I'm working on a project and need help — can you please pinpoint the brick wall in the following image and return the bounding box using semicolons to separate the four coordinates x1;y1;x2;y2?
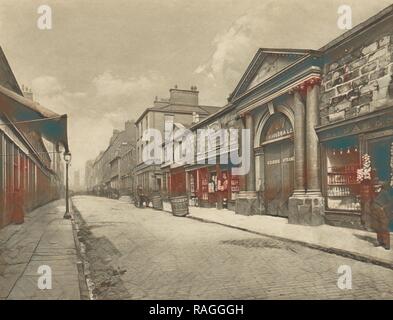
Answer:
320;34;393;125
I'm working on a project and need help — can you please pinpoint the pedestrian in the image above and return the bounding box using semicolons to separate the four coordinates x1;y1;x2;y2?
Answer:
371;180;393;250
137;185;145;208
13;188;25;224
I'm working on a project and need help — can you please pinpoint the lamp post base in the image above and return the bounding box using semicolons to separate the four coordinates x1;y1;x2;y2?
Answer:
63;211;72;219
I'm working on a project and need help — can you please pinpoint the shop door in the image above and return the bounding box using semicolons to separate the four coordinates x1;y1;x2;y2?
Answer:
368;136;393;231
369;136;393;184
264;140;294;217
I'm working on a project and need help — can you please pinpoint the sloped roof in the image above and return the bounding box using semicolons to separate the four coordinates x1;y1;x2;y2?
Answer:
228;48;320;102
154;103;220;114
320;4;393;52
136;102;221;123
0;47;22;95
0;46;69;153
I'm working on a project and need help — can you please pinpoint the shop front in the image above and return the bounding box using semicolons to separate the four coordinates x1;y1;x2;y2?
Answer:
322;136;361;214
186;164;244;210
168;166;187;197
317;108;393;229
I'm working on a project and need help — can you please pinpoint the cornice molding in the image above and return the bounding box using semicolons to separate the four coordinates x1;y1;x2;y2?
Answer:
238;68;322;115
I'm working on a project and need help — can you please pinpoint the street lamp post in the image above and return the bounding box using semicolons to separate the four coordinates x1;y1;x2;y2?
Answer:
63;152;72;219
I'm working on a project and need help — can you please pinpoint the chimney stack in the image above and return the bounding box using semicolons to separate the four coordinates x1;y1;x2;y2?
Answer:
169;85;199;105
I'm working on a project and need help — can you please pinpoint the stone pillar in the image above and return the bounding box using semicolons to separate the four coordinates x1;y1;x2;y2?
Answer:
288;78;325;226
293;91;306;194
255;151;266;215
245;114;256;191
235;113;258;215
306;84;322;195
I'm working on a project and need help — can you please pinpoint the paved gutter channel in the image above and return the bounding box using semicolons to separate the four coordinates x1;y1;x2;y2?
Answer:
70;200;94;300
70;200;129;300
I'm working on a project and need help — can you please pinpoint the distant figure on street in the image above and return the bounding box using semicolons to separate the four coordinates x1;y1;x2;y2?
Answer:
13;188;24;224
371;181;393;250
136;185;148;208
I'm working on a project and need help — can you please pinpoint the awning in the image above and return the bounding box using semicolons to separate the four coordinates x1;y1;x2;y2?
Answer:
0;84;69;153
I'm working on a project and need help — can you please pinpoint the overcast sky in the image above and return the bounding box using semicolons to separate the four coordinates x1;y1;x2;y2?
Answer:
0;0;392;180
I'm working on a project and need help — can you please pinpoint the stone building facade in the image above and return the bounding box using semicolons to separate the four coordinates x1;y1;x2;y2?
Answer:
316;5;393;228
87;120;136;196
173;5;393;230
134;86;220;197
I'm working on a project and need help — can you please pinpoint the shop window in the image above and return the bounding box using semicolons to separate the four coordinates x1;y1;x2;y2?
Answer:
230;176;240;200
208;173;217;193
325;136;361;211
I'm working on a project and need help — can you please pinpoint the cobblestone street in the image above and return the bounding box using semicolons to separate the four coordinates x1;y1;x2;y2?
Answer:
72;196;393;300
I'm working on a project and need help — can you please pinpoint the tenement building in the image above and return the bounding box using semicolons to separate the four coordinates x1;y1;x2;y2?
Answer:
135;86;220;197
87;120;136;196
174;5;393;229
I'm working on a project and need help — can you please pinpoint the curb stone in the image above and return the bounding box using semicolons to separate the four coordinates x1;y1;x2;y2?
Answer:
69;199;92;300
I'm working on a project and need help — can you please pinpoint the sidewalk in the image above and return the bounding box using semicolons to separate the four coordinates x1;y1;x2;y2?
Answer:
0;200;82;300
163;202;393;268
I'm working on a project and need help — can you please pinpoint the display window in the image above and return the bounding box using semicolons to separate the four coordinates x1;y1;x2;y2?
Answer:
325;136;361;211
230;176;240;200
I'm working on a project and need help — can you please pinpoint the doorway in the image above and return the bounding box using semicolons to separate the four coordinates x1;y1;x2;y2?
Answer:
368;136;393;185
261;113;294;217
368;135;393;231
264;139;294;217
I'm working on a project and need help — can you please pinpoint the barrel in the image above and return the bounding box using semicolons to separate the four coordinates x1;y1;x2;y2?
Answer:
170;195;189;217
151;195;163;210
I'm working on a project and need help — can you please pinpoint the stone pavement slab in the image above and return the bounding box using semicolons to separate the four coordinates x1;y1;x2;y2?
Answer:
162;202;393;268
0;200;81;300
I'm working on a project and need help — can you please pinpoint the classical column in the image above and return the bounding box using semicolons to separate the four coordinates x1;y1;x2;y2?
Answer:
305;79;322;194
289;77;324;226
245;113;256;191
235;112;258;216
293;91;306;194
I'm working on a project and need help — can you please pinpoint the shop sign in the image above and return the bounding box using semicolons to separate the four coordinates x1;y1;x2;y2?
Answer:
318;112;393;141
267;159;280;165
265;115;293;141
231;179;240;192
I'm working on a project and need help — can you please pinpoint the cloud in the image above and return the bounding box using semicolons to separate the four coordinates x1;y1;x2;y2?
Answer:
32;76;63;97
30;72;167;176
93;72;159;97
194;1;282;104
194;0;369;102
90;70;168;126
31;75;112;174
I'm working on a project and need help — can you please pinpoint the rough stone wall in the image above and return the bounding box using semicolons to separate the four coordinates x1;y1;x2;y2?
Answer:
320;34;393;125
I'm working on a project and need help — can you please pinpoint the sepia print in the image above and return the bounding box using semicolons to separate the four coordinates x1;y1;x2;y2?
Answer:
0;0;393;304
